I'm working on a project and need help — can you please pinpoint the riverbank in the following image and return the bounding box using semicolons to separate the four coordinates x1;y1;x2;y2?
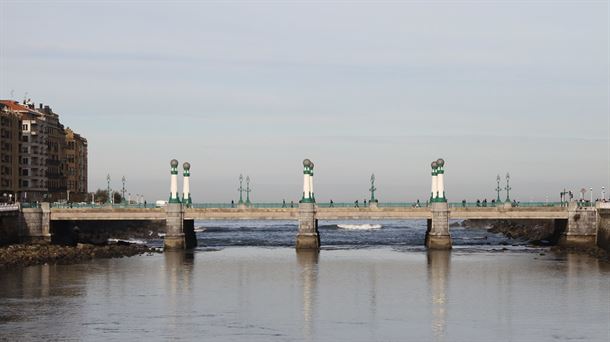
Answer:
461;219;609;261
0;243;159;268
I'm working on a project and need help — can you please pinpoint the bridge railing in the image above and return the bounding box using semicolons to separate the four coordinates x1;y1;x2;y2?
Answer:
448;201;563;208
50;203;156;209
41;201;566;210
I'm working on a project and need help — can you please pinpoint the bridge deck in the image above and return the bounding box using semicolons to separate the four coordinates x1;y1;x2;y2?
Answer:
48;207;569;221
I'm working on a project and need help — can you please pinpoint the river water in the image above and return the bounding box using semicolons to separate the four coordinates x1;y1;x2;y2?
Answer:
1;220;609;341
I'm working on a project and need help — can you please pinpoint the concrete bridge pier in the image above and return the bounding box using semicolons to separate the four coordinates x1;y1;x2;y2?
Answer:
558;202;597;247
19;202;51;244
596;204;610;252
296;202;320;249
426;202;452;249
164;203;197;250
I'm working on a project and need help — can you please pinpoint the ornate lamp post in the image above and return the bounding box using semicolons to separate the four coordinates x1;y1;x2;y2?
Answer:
369;173;377;204
245;176;252;206
590;187;593;206
106;174;112;204
238;174;244;205
121;176;126;204
504;173;511;203
602;187;606;201
495;174;502;203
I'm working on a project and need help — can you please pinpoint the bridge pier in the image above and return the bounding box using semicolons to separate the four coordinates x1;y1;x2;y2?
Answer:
596;203;610;252
425;202;452;249
558;202;597;248
19;202;51;244
296;202;320;249
164;203;197;250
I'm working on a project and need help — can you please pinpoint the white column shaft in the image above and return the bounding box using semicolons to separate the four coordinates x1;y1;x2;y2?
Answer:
431;175;438;198
183;176;190;198
437;173;444;198
170;174;178;199
309;173;314;196
303;174;310;198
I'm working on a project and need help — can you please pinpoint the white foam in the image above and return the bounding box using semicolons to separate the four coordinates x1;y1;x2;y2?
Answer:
337;224;382;230
107;238;147;245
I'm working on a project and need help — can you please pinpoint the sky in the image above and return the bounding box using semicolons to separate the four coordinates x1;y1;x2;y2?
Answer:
0;0;608;203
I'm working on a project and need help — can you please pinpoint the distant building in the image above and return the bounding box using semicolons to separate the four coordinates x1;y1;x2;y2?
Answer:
0;103;21;202
0;99;87;203
37;104;67;201
65;127;88;201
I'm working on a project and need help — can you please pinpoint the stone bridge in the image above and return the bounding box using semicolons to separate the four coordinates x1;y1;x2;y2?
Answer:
10;158;610;252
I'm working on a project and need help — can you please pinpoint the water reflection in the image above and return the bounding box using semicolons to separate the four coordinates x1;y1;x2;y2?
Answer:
296;250;319;342
427;250;451;342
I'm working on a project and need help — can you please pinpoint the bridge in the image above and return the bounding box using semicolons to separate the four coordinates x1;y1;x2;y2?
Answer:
7;158;610;252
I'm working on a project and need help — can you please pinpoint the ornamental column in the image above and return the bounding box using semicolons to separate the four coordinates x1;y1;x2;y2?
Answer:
426;158;451;249
169;159;181;203
430;161;438;202
182;162;192;207
297;159;320;249
435;158;446;202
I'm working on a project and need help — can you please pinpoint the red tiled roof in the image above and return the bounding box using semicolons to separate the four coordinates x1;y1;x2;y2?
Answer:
0;100;33;112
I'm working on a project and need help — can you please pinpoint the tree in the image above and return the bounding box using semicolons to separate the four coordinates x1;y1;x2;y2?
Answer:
93;189;123;204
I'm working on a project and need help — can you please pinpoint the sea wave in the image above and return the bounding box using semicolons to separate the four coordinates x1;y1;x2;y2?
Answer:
337;224;382;230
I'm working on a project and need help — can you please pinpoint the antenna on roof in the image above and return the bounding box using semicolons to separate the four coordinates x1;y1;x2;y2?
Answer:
23;92;28;104
10;89;14;99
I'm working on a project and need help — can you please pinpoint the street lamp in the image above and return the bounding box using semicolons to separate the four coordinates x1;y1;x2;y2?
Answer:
602;187;606;201
590;187;593;206
238;174;244;205
369;173;377;204
121;176;126;204
504;173;512;203
245;176;252;206
106;174;112;204
495;174;502;203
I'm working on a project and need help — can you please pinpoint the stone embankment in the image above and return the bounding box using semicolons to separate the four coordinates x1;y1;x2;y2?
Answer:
461;219;608;261
0;243;159;268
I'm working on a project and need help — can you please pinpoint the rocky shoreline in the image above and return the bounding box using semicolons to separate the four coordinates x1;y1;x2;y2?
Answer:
460;219;609;261
0;243;160;268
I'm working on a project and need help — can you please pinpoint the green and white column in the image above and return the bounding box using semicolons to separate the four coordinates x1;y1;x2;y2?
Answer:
426;157;451;249
301;159;314;203
430;161;438;202
182;162;192;207
435;158;446;202
297;158;319;249
169;159;181;203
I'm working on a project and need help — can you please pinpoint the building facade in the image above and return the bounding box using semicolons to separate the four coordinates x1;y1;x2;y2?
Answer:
0;99;87;203
65;127;88;202
0;103;21;202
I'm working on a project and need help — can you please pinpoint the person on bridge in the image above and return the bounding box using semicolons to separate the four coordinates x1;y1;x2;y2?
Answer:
330;200;334;207
355;200;359;208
